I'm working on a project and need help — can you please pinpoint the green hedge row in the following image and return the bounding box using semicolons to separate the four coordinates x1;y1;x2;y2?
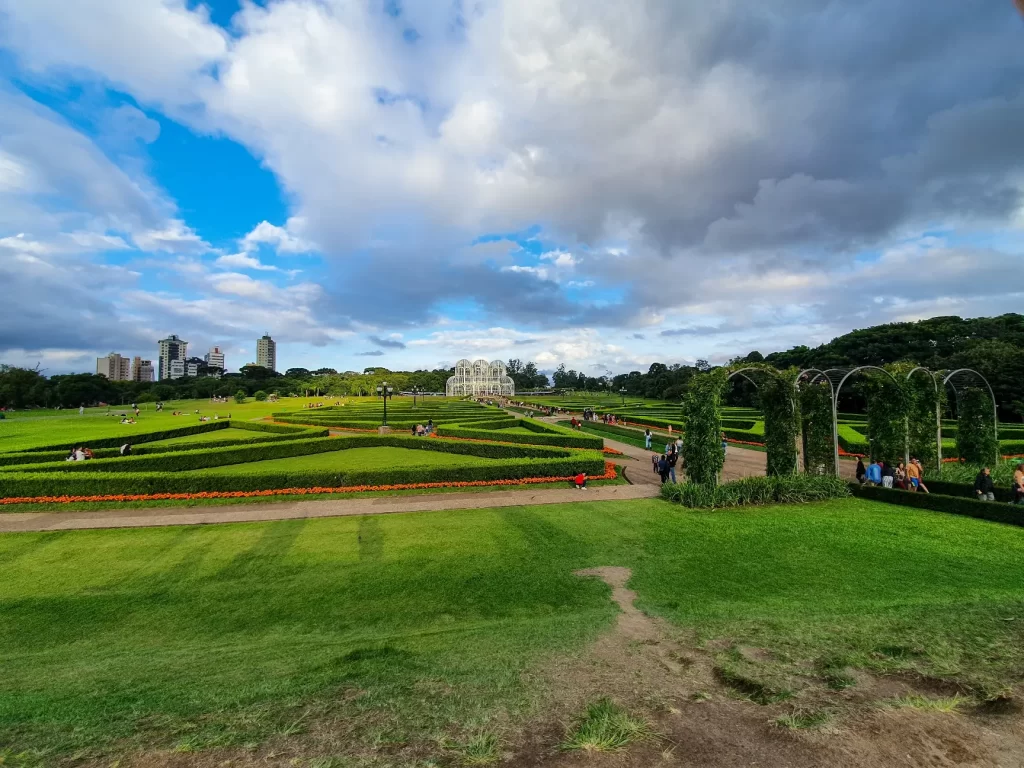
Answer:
434;424;603;449
0;426;330;467
1;454;606;498
272;413;501;430
661;474;850;508
16;422;230;452
850;484;1024;527
3;433;579;477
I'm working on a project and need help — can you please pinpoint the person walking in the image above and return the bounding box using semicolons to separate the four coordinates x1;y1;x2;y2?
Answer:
79;404;84;416
644;429;652;449
657;454;670;484
675;436;683;454
721;432;728;455
906;457;921;491
855;458;866;484
974;467;996;502
667;450;678;484
913;458;930;493
652;454;660;475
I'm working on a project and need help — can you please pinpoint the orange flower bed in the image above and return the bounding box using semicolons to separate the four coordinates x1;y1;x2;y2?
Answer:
0;462;619;506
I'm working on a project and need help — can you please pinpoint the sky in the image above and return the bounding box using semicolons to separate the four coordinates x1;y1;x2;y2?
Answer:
1;0;1023;378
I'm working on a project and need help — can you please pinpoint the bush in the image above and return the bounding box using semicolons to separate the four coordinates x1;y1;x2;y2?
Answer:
681;369;728;486
0;454;606;498
435;424;603;449
850;484;1024;528
661;474;850;508
235;390;247;404
254;390;268;402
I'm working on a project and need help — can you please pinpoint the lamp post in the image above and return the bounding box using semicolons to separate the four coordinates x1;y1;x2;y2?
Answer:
376;381;394;425
412;385;421;407
619;387;627;406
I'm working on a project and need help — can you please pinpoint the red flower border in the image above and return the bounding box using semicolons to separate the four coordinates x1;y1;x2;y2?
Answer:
0;462;619;506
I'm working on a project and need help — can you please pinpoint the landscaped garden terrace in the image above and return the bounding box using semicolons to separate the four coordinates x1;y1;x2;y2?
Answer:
0;398;612;506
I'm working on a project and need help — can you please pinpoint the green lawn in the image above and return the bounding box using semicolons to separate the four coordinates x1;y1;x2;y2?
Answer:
192;446;501;475
3;497;1024;764
144;428;264;446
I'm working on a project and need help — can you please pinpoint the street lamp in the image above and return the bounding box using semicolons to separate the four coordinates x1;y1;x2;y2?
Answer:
376;381;394;425
619;387;627;406
412;385;421;407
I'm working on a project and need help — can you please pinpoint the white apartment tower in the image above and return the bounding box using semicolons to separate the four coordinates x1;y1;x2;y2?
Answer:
256;334;277;372
205;346;226;372
157;335;188;380
96;353;131;381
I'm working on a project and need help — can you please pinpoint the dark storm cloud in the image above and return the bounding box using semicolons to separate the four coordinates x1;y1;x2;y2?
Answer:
368;335;406;349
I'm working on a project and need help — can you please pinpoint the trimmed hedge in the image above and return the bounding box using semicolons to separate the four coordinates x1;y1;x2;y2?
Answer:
16;422;230;452
0;454;607;498
661;474;850;508
434;424;603;449
850;483;1024;527
2;433;578;476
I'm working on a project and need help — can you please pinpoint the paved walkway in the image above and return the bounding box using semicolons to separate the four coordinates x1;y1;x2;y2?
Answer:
0;484;659;533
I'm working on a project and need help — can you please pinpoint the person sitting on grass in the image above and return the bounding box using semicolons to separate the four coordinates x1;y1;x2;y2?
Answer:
975;467;996;501
574;472;587;490
120;443;132;456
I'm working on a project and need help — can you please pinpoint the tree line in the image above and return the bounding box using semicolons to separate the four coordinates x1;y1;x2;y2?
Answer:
2;314;1021;416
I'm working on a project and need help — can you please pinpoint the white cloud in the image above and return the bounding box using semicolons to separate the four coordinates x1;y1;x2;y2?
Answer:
215;252;280;271
132;219;210;254
240;219;315;254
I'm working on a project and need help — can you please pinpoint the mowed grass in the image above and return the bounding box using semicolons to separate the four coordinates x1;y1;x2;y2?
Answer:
0;397;455;452
3;498;1024;763
144;428;266;446
192;446;502;474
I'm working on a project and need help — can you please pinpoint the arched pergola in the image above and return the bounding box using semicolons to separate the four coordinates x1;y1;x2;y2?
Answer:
942;368;1000;465
728;366;800;473
906;366;943;467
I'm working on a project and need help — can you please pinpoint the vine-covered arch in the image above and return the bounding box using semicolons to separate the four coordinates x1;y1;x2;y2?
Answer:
943;368;999;465
794;369;835;475
727;366;799;475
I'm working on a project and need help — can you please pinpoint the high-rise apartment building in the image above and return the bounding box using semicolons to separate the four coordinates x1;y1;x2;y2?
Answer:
96;352;131;381
157;335;188;380
256;334;277;372
132;357;154;382
205;346;226;372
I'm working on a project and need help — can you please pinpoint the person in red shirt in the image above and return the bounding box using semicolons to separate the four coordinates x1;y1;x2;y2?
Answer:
574;472;587;489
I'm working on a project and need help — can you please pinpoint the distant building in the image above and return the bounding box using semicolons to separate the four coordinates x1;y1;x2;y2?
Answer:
96;352;131;381
168;358;202;379
256;334;277;372
205;346;226;373
446;359;515;396
132;357;154;383
157;335;188;380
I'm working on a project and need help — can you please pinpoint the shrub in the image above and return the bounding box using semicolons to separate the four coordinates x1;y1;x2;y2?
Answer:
254;390;268;402
850;484;1024;528
661;474;849;508
434;425;603;449
957;388;999;465
235;390;247;404
801;381;835;474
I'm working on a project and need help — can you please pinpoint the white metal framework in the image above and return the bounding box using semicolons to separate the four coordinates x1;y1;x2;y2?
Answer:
446;359;515;397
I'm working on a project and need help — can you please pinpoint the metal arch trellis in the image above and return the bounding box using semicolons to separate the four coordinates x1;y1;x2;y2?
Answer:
726;366;801;473
905;366;943;468
941;368;1000;466
793;368;834;474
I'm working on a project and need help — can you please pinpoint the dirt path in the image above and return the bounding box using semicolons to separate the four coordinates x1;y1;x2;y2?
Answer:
0;484;659;533
509;567;1024;768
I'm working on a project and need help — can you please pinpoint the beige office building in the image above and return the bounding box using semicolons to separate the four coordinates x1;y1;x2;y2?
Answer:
256;334;277;372
132;357;155;382
96;353;131;381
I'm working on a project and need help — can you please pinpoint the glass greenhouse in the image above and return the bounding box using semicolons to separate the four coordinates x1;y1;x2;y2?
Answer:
446;359;515;397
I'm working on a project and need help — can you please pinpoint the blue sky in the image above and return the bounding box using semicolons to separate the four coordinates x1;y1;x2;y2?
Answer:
1;0;1022;377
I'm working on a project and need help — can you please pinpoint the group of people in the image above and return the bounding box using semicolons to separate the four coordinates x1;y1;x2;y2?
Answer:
65;446;95;461
409;419;435;436
974;463;1024;505
856;457;930;492
649;434;685;484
